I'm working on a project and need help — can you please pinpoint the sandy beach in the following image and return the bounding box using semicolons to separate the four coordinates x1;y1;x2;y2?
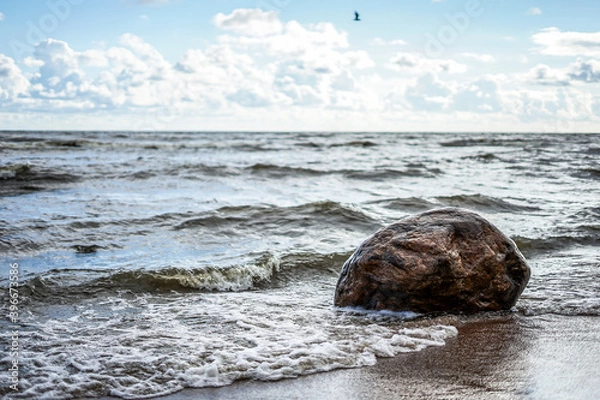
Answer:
151;314;600;400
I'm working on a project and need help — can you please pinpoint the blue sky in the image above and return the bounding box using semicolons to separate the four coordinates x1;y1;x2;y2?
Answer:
1;0;599;131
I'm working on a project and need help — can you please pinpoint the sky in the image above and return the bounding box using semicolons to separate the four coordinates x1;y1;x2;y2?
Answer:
0;0;599;132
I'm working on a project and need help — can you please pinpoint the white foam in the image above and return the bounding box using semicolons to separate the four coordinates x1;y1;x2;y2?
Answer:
9;282;458;399
162;255;281;292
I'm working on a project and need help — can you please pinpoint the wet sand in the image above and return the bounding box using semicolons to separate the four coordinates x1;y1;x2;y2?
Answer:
151;314;600;400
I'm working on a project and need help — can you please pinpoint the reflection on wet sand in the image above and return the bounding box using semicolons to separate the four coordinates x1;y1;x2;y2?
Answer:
353;314;531;399
523;315;600;399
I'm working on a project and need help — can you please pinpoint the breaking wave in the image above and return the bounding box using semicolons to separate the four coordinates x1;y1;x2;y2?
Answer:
16;252;351;303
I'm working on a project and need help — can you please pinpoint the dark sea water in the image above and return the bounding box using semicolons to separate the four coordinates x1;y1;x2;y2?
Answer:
0;131;599;399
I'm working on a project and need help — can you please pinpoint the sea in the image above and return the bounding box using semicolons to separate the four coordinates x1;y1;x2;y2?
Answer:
0;131;599;399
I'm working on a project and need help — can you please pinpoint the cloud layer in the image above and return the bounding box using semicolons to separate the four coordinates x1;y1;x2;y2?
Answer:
1;8;600;131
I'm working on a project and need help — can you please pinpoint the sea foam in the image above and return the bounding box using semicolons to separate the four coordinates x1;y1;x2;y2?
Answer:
5;285;457;399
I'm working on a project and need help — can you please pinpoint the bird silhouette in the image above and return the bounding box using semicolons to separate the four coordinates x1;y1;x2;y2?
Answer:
354;11;360;21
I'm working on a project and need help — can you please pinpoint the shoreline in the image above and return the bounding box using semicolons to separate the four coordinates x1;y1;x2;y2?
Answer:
144;314;600;400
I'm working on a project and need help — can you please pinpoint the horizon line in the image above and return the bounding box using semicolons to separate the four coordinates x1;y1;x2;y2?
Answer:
1;130;599;134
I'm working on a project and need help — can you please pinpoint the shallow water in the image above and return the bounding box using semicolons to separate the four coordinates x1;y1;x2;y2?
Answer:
0;131;599;398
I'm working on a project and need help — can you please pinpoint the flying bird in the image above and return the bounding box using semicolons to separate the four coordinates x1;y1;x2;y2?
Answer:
354;11;360;21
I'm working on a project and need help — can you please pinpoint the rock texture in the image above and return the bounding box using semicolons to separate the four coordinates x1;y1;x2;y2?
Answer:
334;208;530;314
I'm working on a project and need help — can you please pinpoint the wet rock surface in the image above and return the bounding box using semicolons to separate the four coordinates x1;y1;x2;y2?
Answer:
334;208;530;313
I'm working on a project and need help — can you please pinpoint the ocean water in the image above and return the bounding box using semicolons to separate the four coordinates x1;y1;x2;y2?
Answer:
0;131;598;399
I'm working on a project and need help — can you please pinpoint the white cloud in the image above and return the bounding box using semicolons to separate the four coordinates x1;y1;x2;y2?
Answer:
118;33;171;79
527;64;570;86
460;52;496;63
0;55;30;101
78;49;108;67
32;39;85;93
568;58;600;83
400;74;506;114
23;56;44;68
508;88;595;130
274;75;323;105
215;22;349;66
14;36;190;110
275;21;349;53
525;58;600;86
527;7;542;15
532;27;600;57
405;73;453;111
227;88;274;108
213;8;282;37
453;77;502;112
208;10;369;109
0;12;5;22
371;37;408;46
215;14;349;58
387;52;468;74
341;50;375;70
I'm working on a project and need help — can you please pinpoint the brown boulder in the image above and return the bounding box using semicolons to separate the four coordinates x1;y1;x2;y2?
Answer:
334;208;530;314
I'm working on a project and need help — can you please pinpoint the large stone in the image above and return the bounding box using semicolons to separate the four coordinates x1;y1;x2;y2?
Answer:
334;208;530;314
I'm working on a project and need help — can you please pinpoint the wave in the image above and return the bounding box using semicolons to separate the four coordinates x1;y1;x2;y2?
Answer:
440;138;491;147
434;194;540;212
113;163;236;181
0;132;216;153
246;163;327;177
587;146;600;155
0;201;376;256
0;133;48;143
105;163;327;181
367;194;538;214
72;244;103;254
513;207;600;257
45;139;93;148
0;163;79;196
0;235;42;254
330;140;378;148
464;152;503;162
518;300;600;317
439;137;530;148
18;251;349;302
290;138;379;149
175;163;235;178
439;134;598;151
512;233;600;257
572;206;600;221
179;164;439;181
116;163;425;182
246;164;441;180
174;201;379;233
342;166;441;180
0;134;97;150
439;134;554;148
571;168;600;180
366;197;437;212
519;268;600;317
